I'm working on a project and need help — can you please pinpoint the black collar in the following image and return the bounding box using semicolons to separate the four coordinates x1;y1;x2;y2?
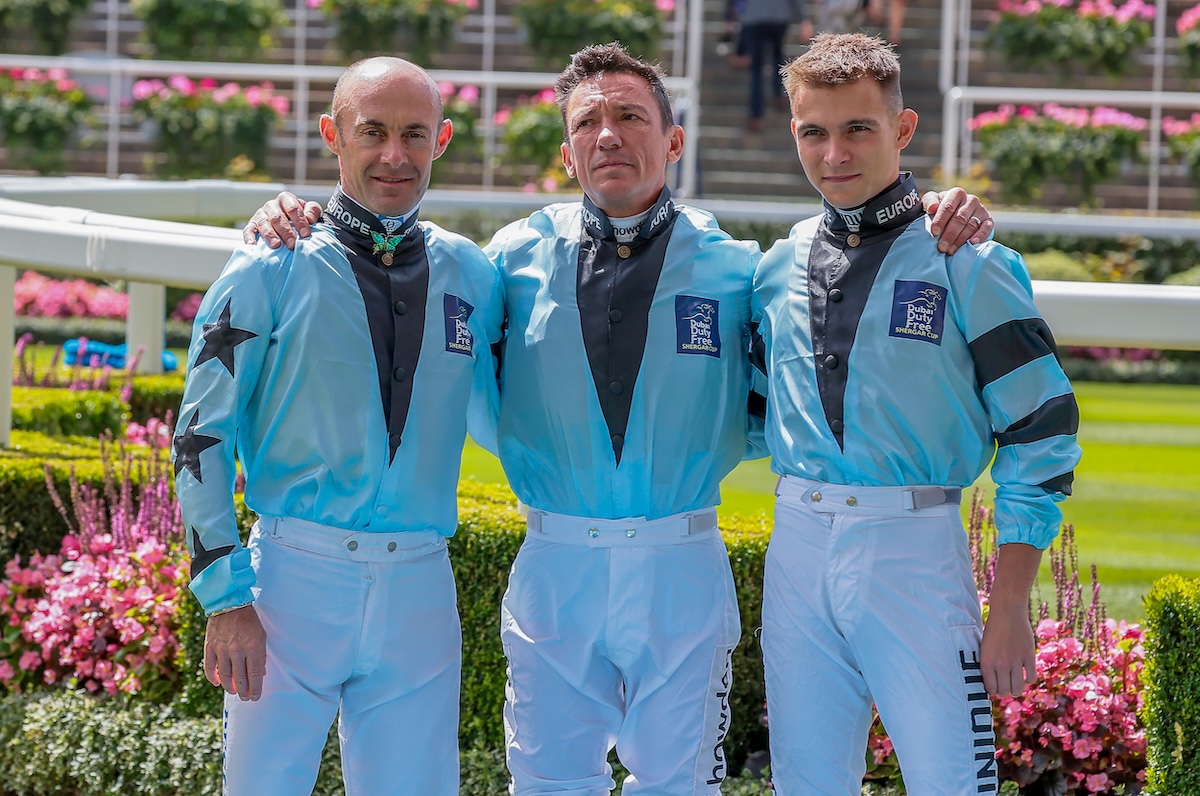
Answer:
581;186;676;242
822;173;923;237
323;185;422;253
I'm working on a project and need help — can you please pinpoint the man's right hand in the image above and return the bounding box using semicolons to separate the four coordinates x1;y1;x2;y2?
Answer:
242;191;323;250
204;605;268;701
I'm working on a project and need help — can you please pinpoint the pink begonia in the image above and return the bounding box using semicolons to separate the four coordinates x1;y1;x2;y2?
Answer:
307;0;323;7
493;107;512;126
0;661;12;682
1179;4;1200;33
270;95;290;115
438;81;456;100
18;651;41;671
656;0;675;11
199;77;218;90
167;74;195;95
534;88;556;105
458;84;480;104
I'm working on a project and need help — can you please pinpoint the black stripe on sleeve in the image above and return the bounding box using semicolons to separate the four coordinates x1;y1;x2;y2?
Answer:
749;321;767;378
969;318;1061;389
1039;470;1075;497
995;392;1080;448
748;388;767;421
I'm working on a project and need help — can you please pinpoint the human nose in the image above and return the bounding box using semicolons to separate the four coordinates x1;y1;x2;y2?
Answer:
825;136;850;165
597;122;620;149
380;138;408;167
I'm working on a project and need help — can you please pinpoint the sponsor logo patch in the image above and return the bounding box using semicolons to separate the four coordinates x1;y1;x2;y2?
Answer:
444;293;474;355
889;279;947;345
676;295;721;357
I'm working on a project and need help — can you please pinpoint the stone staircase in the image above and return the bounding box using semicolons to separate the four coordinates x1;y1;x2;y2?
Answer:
2;0;1197;211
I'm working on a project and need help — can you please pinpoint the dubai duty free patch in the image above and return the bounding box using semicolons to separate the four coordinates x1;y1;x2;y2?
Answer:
889;280;947;345
676;295;721;357
444;293;474;355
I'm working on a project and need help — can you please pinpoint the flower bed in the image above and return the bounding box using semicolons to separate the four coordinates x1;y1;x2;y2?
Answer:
1178;3;1200;78
0;67;94;175
969;103;1146;205
984;0;1155;78
129;0;286;61
512;0;674;68
494;89;569;192
309;0;475;65
1163;113;1200;194
130;76;289;180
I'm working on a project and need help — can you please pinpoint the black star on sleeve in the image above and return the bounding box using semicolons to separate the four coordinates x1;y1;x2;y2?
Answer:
189;527;236;578
173;410;222;483
195;298;258;377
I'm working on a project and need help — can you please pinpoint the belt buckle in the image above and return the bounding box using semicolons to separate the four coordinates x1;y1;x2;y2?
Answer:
904;487;946;511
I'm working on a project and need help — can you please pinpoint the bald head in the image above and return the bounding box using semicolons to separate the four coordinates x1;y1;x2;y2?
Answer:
319;55;452;217
330;57;443;132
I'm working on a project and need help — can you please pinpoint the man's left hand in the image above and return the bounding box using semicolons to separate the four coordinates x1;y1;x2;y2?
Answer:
922;188;994;255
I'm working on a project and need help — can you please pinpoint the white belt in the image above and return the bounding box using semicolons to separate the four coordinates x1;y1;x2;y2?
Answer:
775;475;962;517
257;516;446;562
524;508;719;547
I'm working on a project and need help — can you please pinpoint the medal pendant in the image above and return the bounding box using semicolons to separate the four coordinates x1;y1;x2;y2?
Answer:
381;252;394;266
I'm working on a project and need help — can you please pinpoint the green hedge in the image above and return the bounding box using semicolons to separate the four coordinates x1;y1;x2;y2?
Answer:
12;387;127;438
15;315;194;350
0;432;108;563
125;374;187;425
0;690;773;795
10;376;186;437
1142;575;1200;795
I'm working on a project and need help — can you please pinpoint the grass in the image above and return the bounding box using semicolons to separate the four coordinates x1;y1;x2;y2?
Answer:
461;381;1200;621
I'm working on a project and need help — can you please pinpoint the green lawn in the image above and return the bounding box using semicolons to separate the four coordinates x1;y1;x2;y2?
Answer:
462;381;1200;621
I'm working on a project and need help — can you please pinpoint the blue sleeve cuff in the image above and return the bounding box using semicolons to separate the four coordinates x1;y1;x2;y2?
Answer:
993;488;1064;550
188;546;256;615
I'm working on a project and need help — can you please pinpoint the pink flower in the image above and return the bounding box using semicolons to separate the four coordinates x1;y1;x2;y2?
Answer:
0;661;13;682
167;74;195;95
656;0;675;10
458;84;480;104
18;651;41;671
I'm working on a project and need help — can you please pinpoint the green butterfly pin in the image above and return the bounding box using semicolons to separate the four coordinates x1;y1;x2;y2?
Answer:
371;231;403;265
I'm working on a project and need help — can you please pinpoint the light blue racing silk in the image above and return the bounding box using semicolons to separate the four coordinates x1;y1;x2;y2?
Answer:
175;189;504;613
752;175;1081;548
475;188;764;520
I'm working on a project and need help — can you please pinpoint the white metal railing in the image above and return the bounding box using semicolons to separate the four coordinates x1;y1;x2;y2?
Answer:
938;0;1187;212
3;180;1200;446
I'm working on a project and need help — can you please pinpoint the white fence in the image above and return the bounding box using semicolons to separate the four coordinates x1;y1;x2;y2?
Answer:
3;178;1200;446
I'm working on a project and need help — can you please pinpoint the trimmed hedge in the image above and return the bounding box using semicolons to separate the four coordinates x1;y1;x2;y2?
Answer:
0;690;773;795
125;374;187;425
12;387;127;438
15;315;194;350
1142;575;1200;796
0;432;108;563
